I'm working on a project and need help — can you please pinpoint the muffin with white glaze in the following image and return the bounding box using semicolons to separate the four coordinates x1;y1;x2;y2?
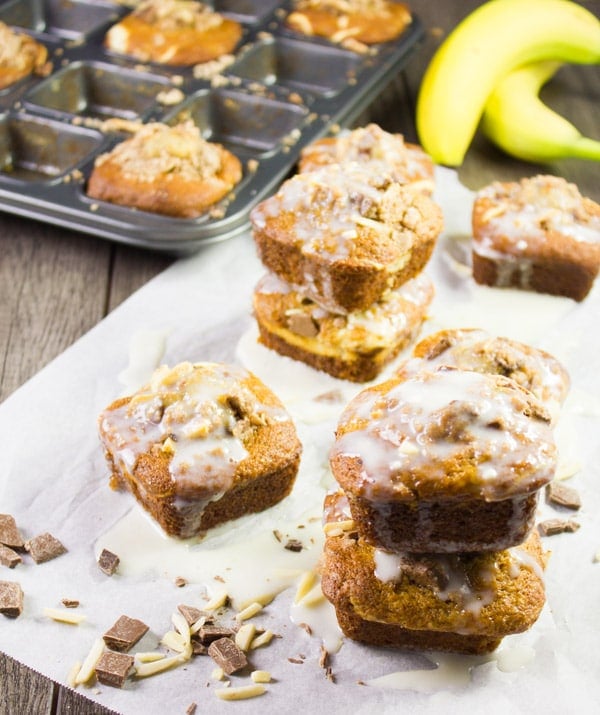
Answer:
98;361;301;538
329;366;557;552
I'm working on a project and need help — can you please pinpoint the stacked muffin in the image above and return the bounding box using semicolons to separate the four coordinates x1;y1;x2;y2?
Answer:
250;125;443;383
322;328;566;654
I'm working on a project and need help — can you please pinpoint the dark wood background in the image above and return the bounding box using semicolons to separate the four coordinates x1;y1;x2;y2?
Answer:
1;1;599;712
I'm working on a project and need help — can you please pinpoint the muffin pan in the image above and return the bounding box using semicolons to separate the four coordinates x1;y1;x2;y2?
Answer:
0;0;423;253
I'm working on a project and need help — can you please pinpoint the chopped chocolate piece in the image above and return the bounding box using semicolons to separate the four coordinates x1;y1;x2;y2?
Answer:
0;515;25;550
186;704;197;715
178;604;205;626
25;533;67;564
284;539;303;552
174;576;187;588
272;530;283;543
287;312;319;338
192;640;208;656
61;598;80;609
199;624;234;646
546;482;581;511
95;651;134;688
538;518;581;536
103;615;149;652
288;658;304;665
318;645;329;669
0;580;24;618
0;544;22;568
98;548;120;576
207;637;248;675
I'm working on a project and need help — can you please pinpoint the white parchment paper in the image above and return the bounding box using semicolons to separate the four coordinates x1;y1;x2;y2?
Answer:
1;169;599;714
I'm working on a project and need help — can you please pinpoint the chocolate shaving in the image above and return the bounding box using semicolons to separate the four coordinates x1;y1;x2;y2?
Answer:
284;539;303;553
98;548;120;576
95;651;134;688
198;624;234;645
538;518;581;536
25;533;67;564
272;530;283;543
207;637;248;675
103;615;149;652
186;704;197;715
61;598;80;609
174;576;187;588
0;544;22;568
546;482;581;511
0;515;25;550
0;580;24;618
288;657;304;665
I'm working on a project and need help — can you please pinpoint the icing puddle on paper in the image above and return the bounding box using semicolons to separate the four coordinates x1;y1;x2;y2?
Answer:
95;268;583;693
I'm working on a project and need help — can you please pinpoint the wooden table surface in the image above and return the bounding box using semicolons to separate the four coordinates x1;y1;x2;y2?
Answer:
1;1;598;712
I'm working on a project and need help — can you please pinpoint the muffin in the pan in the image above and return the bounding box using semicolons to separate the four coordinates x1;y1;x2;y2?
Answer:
98;362;302;539
329;366;557;553
471;175;600;302
286;0;412;46
86;121;242;218
250;163;443;314
253;271;434;383
299;124;434;195
321;490;547;655
408;328;570;419
0;22;50;90
104;0;243;65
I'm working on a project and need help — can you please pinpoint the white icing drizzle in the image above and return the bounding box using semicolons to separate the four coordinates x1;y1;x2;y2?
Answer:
332;368;557;501
99;361;291;500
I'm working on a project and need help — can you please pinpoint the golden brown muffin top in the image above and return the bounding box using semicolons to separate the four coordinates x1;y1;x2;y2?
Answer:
0;22;47;74
93;121;230;183
98;362;294;501
473;175;600;252
132;0;226;31
408;328;569;416
330;366;556;501
299;124;434;192
251;163;441;265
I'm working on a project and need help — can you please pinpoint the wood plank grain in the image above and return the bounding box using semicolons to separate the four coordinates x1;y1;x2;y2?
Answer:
0;216;111;402
0;653;54;715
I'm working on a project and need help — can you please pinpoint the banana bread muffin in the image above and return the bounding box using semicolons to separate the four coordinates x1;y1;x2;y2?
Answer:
253;271;434;383
250;163;443;314
329;366;557;552
298;124;434;195
104;0;242;65
321;491;547;655
0;22;49;90
472;175;600;301
87;121;242;218
98;362;302;539
408;328;569;419
286;0;412;46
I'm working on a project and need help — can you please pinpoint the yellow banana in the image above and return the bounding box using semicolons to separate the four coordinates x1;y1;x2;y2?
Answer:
416;0;600;166
481;60;600;162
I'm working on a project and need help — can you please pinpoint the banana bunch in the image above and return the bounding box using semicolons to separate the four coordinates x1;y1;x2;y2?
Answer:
416;0;600;166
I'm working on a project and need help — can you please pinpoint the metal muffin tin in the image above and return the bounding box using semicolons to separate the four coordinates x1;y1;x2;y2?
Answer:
0;0;423;253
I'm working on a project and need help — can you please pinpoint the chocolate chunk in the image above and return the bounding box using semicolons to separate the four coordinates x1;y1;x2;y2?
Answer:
286;312;319;338
178;604;206;626
61;598;80;609
538;518;581;536
98;548;120;576
0;580;24;618
0;544;22;568
546;482;581;511
103;615;149;652
208;637;248;675
0;515;25;550
198;624;234;645
192;640;208;656
25;533;67;564
174;576;187;588
186;704;197;715
95;651;134;688
284;538;303;552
